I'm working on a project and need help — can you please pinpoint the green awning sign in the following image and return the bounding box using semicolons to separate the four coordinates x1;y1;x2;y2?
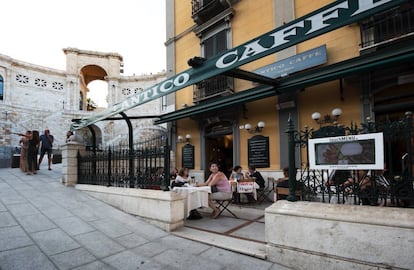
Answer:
71;0;407;130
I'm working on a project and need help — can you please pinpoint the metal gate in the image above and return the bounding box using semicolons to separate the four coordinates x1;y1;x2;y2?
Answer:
287;112;413;207
78;132;170;190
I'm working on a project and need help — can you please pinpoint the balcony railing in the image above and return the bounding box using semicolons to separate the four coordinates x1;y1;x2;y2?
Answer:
193;75;233;103
360;4;414;48
191;0;231;24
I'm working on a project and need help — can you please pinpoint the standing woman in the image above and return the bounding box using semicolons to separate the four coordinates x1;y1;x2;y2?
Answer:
27;131;40;174
18;131;31;172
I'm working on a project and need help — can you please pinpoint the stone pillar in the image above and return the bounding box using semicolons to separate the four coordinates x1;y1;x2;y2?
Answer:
61;142;85;186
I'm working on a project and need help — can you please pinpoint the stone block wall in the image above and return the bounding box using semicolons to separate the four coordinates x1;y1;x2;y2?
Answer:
265;201;414;269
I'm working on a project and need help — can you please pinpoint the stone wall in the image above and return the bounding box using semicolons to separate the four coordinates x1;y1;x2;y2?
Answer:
265;201;414;269
75;184;185;232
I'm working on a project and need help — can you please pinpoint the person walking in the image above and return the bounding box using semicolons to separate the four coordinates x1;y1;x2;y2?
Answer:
38;129;54;170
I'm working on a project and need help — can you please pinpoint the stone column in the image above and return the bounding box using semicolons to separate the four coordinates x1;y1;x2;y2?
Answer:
61;142;85;186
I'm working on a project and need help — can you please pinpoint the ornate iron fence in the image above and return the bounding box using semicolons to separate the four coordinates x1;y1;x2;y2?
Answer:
78;133;170;190
287;112;413;207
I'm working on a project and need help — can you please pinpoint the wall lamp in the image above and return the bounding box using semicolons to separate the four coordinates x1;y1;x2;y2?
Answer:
312;108;342;126
177;134;191;144
239;121;265;133
187;56;207;68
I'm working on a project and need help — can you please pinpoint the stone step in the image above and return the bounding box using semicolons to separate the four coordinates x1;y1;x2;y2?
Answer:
171;226;267;260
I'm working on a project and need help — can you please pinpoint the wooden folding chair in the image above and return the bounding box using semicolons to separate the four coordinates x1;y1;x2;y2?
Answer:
274;187;302;201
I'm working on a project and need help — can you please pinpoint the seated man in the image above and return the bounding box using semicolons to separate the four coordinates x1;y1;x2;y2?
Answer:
245;165;265;189
276;167;304;200
244;165;265;203
276;167;290;188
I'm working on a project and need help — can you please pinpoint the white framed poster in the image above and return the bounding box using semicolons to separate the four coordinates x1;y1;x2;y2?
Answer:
308;132;384;170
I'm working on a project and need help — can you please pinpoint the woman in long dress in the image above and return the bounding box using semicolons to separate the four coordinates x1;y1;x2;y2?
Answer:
18;131;31;172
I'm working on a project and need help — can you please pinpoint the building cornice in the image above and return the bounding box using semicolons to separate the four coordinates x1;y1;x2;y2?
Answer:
63;47;123;61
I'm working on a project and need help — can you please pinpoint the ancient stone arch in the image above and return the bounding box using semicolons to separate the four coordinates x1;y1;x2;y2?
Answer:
63;48;123;110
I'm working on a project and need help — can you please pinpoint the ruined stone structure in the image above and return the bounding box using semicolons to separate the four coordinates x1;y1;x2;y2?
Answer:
0;48;166;166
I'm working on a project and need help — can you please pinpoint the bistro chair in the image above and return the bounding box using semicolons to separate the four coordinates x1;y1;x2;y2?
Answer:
214;194;238;218
256;177;275;203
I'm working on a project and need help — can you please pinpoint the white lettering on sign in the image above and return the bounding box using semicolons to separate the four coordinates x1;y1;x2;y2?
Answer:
215;0;394;70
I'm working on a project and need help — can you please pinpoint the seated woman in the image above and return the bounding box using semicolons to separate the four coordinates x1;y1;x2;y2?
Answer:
196;162;232;218
175;167;190;183
229;165;244;203
229;165;244;181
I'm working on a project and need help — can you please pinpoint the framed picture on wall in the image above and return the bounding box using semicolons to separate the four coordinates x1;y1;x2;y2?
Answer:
308;132;384;170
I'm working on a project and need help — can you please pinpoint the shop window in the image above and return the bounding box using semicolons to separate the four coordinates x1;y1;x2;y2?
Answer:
194;29;233;103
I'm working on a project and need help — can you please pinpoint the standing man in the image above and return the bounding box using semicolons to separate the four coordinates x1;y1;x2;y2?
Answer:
38;129;54;170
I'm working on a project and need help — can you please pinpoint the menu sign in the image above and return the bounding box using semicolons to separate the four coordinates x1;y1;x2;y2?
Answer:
182;144;195;169
248;135;269;168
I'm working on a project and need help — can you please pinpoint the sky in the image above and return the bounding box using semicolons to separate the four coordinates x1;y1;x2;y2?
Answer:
1;0;166;106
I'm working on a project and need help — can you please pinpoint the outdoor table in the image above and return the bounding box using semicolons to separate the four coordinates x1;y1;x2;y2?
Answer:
229;179;260;200
172;185;211;218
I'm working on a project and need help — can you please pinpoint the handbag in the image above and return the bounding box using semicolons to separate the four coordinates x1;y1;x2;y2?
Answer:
211;185;218;193
171;181;185;188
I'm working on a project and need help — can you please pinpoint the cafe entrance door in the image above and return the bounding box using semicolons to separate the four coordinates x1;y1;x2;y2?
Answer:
204;120;234;179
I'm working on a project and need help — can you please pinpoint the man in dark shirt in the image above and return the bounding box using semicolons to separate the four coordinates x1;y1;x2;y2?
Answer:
246;165;265;189
38;129;54;170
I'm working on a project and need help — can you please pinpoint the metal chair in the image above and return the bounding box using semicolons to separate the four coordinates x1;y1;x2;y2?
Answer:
214;193;238;218
256;177;275;203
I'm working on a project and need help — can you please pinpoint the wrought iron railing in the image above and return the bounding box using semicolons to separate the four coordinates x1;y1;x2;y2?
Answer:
287;112;413;207
191;0;231;24
360;4;414;48
78;133;170;190
193;75;233;103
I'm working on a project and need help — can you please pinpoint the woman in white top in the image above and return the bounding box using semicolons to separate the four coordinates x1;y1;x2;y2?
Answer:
175;167;191;183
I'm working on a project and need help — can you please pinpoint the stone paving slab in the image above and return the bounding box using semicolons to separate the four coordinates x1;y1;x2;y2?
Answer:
103;250;169;270
0;226;33;251
89;219;133;238
73;231;126;258
0;245;57;270
14;213;57;233
53;216;96;236
0;212;18;227
49;247;96;270
230;222;266;242
6;202;41;217
31;228;81;255
0;201;6;211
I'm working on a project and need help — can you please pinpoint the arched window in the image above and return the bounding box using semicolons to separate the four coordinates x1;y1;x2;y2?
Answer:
0;75;4;100
79;91;84;110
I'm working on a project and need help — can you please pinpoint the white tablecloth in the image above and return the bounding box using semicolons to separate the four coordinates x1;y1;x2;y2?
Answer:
172;186;211;217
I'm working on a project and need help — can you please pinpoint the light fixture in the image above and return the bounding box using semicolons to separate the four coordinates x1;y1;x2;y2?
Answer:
177;134;191;144
312;108;342;126
187;56;207;68
239;121;265;133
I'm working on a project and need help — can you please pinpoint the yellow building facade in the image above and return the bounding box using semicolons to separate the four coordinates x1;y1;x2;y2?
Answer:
163;0;413;179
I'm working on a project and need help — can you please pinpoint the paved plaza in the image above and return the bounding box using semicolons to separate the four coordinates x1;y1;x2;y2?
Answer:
0;162;290;270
